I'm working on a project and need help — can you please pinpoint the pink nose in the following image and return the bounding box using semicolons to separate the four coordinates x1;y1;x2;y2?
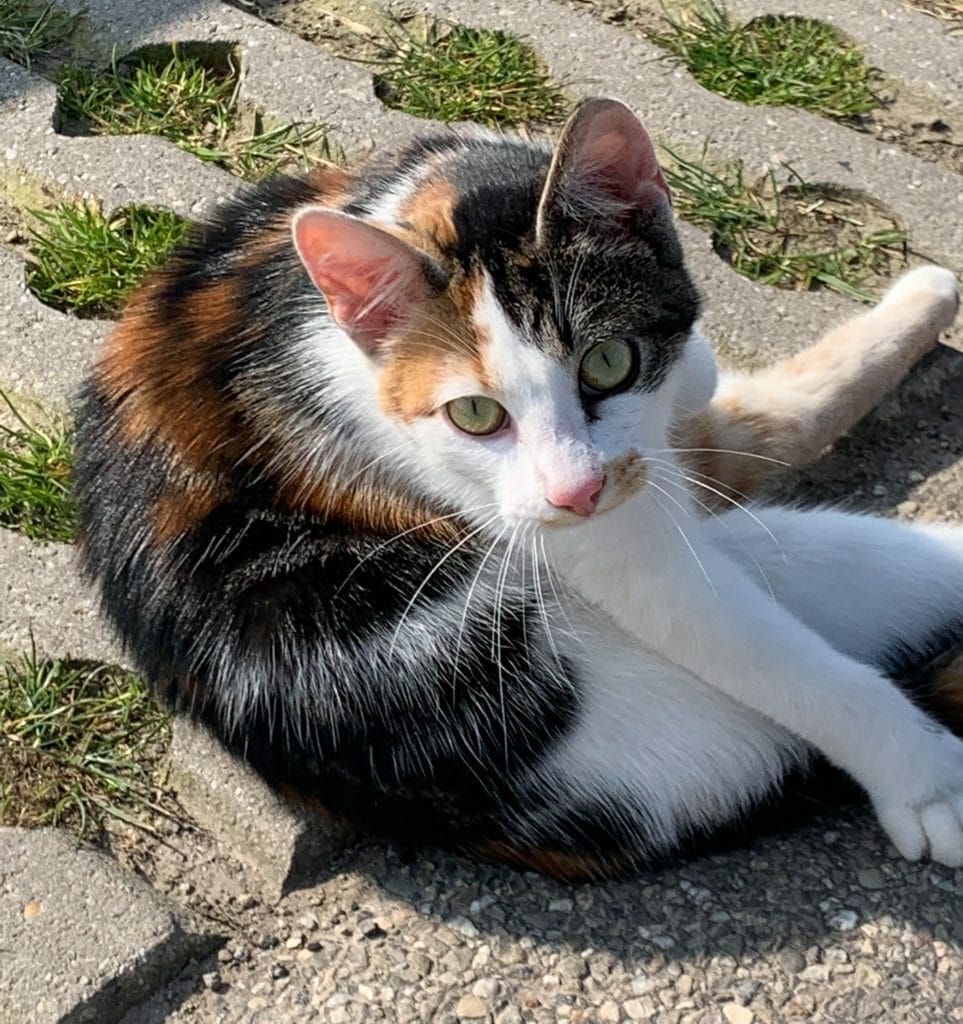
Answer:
545;474;606;517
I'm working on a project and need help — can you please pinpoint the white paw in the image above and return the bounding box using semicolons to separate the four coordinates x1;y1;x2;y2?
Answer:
882;265;960;332
871;730;963;868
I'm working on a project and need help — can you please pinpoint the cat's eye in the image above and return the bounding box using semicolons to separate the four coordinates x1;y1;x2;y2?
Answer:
446;396;507;436
579;339;638;394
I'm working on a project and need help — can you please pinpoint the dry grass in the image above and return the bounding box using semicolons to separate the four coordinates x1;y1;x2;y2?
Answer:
663;147;909;301
902;0;963;29
0;648;172;837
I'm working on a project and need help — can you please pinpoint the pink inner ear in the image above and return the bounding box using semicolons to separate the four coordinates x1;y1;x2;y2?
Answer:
293;208;428;351
578;111;669;205
538;99;671;235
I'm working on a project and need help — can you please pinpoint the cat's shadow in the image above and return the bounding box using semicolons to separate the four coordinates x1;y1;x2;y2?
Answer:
302;807;961;967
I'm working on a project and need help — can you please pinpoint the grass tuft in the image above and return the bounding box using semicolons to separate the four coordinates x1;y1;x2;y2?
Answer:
25;201;189;318
655;2;879;120
0;0;79;69
373;20;567;128
56;45;339;181
0;647;171;836
663;147;908;300
0;392;75;543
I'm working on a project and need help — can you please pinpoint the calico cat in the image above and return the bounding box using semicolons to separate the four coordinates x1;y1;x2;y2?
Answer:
74;98;963;879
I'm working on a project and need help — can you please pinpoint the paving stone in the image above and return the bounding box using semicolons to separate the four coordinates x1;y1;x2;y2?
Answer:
168;719;352;900
0;530;121;664
423;0;963;283
0;245;108;405
0;827;216;1023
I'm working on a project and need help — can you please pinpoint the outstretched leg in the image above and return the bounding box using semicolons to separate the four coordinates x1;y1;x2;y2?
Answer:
705;506;963;729
673;266;960;504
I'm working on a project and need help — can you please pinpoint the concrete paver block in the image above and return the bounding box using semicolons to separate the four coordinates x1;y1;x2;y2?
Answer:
423;0;963;275
0;530;121;665
168;719;351;900
0;827;216;1024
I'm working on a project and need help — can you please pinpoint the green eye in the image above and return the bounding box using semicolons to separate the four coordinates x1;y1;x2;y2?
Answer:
579;339;637;394
446;396;507;436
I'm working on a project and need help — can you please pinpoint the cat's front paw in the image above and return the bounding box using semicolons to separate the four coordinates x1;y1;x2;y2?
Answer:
871;729;963;867
882;265;960;333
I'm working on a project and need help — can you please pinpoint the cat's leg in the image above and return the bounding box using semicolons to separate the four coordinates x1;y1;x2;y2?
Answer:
511;617;809;876
545;490;963;867
702;506;963;673
674;266;960;504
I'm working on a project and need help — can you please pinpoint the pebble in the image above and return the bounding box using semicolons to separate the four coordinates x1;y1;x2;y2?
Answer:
455;993;489;1018
777;949;807;973
201;971;226;993
473;978;501;1000
448;916;480;938
828;909;859;931
599;1001;621;1022
723;1004;754;1024
557;955;589;980
625;996;657;1018
857;868;886;890
897;500;919;516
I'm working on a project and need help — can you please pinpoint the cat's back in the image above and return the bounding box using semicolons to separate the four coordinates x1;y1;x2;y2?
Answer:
71;127;557;705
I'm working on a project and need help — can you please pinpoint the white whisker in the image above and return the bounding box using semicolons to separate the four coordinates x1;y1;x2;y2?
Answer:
655;446;790;468
646;480;718;598
389;514;502;657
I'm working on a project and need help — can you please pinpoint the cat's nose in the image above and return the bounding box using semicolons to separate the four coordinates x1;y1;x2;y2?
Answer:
545;474;606;517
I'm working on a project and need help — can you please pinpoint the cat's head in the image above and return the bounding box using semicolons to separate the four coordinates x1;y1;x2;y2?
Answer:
293;99;714;531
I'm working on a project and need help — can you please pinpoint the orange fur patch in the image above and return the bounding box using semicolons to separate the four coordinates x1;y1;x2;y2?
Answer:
99;276;247;465
673;399;799;507
925;650;963;733
379;272;492;421
277;471;463;544
151;483;220;547
603;449;648;507
397;176;460;254
306;161;353;203
476;840;629;881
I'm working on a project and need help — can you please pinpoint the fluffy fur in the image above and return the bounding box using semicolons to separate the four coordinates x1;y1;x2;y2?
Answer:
74;98;963;879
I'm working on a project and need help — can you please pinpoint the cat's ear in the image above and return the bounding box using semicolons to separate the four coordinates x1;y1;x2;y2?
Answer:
536;98;670;241
292;208;436;352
